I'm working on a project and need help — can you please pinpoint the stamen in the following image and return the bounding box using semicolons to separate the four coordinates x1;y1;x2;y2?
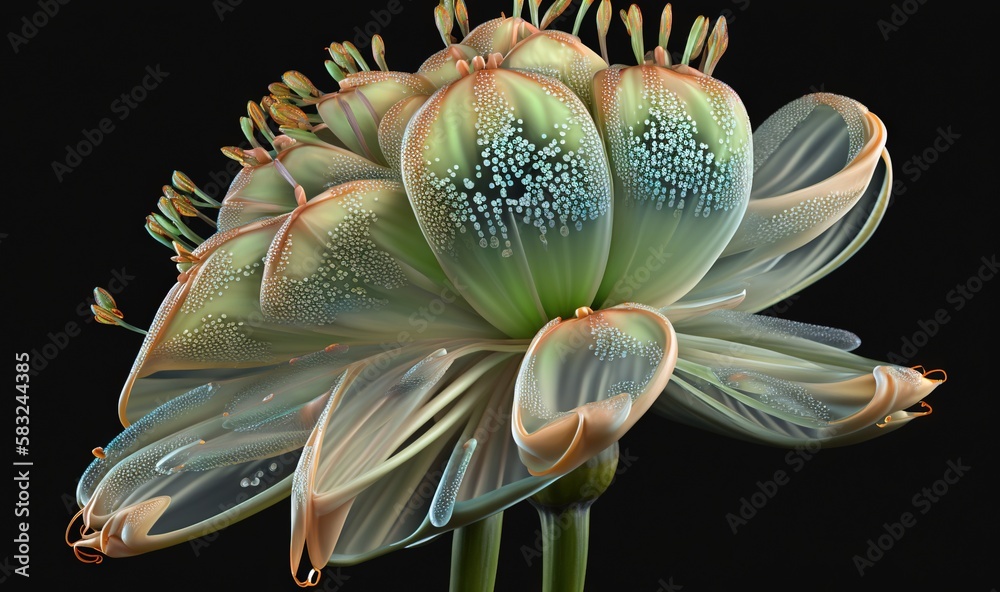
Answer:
455;0;470;37
434;1;455;47
239;117;262;149
268;102;312;130
325;59;346;83
681;15;708;67
658;3;671;58
596;0;612;65
268;82;297;101
282;70;322;99
328;43;357;74
372;35;388;72
619;4;644;65
90;288;148;335
342;42;370;71
572;0;595;37
699;16;728;76
541;0;572;30
172;170;222;207
221;145;262;166
528;0;541;28
158;197;205;245
512;0;523;19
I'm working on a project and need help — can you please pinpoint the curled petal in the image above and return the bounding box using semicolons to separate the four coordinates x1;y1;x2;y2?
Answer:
688;93;888;305
657;318;943;447
513;304;677;476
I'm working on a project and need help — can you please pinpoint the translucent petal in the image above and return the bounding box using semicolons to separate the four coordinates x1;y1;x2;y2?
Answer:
290;345;512;576
655;327;942;447
317;358;557;566
513;304;677;475
592;65;752;309
377;95;428;175
402;68;613;337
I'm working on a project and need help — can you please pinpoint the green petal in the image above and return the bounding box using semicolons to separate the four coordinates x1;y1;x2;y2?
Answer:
656;314;943;447
402;68;613;337
461;16;537;57
591;65;752;309
260;179;499;340
512;304;676;476
502;30;607;109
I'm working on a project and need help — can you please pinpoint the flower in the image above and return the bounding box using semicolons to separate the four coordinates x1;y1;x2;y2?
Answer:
67;0;945;587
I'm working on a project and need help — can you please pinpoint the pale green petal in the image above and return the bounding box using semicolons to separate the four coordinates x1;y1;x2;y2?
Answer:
502;30;607;108
512;304;677;475
655;319;942;447
686;93;887;305
592;65;752;309
461;16;537;56
402;68;612;337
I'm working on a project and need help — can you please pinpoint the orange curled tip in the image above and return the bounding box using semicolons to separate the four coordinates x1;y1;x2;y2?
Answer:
294;185;308;207
575;306;594;318
262;393;274;403
923;368;948;382
222;411;230;417
294;568;321;587
456;59;472;77
324;343;342;352
92;447;106;459
198;439;206;445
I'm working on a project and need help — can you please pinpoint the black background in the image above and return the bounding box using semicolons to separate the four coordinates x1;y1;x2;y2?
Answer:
4;0;995;590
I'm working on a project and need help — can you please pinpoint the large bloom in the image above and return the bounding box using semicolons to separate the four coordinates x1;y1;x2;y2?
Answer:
69;0;944;586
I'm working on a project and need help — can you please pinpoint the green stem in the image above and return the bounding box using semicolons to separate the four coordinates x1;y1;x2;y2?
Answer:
449;512;503;592
537;503;590;592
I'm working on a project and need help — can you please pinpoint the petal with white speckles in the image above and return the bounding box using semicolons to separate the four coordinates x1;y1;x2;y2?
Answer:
512;304;676;476
402;68;613;338
592;65;753;309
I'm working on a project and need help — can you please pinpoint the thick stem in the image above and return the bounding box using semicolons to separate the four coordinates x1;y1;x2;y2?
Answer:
449;512;504;592
537;503;591;592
